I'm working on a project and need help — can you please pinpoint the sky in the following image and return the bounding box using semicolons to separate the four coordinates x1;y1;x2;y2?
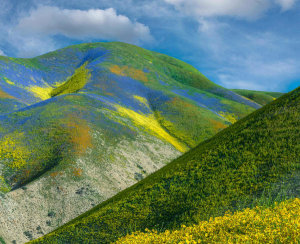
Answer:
0;0;299;92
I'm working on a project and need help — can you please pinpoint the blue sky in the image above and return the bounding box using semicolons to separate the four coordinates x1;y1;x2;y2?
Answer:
0;0;299;92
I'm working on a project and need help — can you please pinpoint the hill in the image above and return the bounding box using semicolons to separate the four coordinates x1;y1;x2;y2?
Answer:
231;89;283;106
0;42;259;243
117;197;300;243
32;86;300;243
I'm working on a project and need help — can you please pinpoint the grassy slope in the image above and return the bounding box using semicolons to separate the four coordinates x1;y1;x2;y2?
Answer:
117;197;300;243
231;89;283;106
0;42;262;242
50;62;91;97
0;42;258;193
33;87;300;243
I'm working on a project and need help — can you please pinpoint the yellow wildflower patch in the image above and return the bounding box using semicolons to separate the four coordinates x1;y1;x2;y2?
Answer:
115;104;188;152
4;77;14;85
219;111;238;124
117;198;300;243
27;85;53;100
133;95;149;108
0;132;30;169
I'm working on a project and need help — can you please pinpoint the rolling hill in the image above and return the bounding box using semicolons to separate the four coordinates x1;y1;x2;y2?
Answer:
32;86;299;243
0;42;260;243
231;89;283;106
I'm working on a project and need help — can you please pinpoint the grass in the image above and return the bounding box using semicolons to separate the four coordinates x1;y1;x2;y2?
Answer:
0;236;5;244
50;62;91;97
231;89;283;106
31;86;300;243
117;197;300;243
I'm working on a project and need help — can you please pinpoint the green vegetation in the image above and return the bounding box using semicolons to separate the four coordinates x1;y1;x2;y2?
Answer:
50;62;91;97
231;89;283;106
32;87;300;243
101;42;219;91
0;121;75;191
0;237;5;244
117;198;300;243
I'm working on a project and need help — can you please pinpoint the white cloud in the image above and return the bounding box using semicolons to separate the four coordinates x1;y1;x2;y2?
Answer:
164;0;271;19
9;35;57;58
15;6;153;43
190;18;300;91
275;0;297;10
164;0;297;19
0;49;6;56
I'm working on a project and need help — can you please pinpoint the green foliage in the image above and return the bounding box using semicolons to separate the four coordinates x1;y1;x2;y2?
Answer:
0;236;5;244
32;87;300;243
231;89;283;106
50;62;91;97
0;120;75;192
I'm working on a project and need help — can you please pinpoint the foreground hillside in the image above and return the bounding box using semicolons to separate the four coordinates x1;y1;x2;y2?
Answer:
0;42;259;243
117;198;300;243
33;86;300;243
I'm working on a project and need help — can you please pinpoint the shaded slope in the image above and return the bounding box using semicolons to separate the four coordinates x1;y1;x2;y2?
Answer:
231;89;283;106
33;87;300;243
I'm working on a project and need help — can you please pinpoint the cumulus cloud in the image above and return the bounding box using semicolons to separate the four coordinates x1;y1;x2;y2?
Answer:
0;49;6;56
15;6;153;43
164;0;297;19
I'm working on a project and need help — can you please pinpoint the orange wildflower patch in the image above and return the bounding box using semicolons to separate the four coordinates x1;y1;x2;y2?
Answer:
109;65;127;76
109;65;148;82
73;168;83;177
209;119;227;132
0;88;14;99
50;171;63;178
65;116;93;156
167;97;193;108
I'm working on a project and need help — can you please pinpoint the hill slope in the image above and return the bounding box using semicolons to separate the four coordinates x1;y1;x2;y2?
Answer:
231;89;283;106
0;42;259;243
117;197;300;243
33;86;300;243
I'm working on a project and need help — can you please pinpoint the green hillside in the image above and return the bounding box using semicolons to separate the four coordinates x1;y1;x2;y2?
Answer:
32;86;300;243
231;89;283;106
0;42;260;243
117;197;300;243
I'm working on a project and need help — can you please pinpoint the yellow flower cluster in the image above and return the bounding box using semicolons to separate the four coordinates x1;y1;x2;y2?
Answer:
0;132;30;169
116;198;300;243
218;111;238;124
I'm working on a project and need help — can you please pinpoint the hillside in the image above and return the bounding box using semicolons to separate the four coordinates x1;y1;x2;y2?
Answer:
231;89;283;106
117;198;300;243
33;86;300;243
0;42;259;243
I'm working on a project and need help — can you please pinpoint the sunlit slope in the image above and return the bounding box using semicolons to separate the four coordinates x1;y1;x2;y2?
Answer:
33;86;300;243
117;198;300;243
0;42;259;243
0;42;260;193
231;89;283;106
